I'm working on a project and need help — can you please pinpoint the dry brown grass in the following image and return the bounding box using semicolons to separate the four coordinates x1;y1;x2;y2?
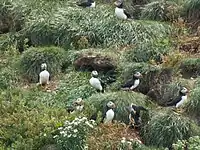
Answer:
87;123;142;150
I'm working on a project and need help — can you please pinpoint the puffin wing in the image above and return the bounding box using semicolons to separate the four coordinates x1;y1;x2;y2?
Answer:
121;79;134;88
123;9;131;18
138;106;148;111
166;96;181;106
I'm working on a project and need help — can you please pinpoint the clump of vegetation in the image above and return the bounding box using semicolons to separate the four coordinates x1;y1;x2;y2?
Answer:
0;67;18;89
182;0;200;28
185;87;200;117
141;110;192;148
140;0;180;22
55;71;96;105
85;91;151;124
124;39;171;63
54;117;96;150
172;136;200;150
179;58;200;78
0;0;25;33
19;46;67;82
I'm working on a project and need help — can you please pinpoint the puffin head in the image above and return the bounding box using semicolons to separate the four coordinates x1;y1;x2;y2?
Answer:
41;63;47;70
91;70;98;77
73;98;84;106
106;101;116;109
180;87;188;94
114;0;123;7
133;72;142;78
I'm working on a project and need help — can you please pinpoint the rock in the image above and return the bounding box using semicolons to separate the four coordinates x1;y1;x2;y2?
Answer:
74;53;116;73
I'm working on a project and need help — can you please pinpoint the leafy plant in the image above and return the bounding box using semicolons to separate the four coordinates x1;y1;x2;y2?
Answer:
118;137;162;150
19;46;67;82
172;136;200;150
141;110;192;148
54;117;96;150
0;88;68;149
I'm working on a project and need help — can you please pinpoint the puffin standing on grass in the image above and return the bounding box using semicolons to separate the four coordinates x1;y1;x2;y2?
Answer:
166;87;189;112
126;103;148;129
102;101;116;124
76;0;96;8
114;0;132;20
121;72;142;91
38;63;50;86
89;70;105;93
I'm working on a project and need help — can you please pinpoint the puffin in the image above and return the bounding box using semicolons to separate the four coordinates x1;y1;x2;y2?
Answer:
114;0;132;20
166;87;188;109
121;72;142;91
76;0;95;8
126;103;147;128
102;101;116;124
66;98;84;114
39;63;50;86
89;70;105;93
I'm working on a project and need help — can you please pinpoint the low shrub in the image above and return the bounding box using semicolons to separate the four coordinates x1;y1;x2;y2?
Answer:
0;89;68;149
141;110;192;148
53;116;96;150
185;87;200;117
172;136;200;150
118;137;162;150
140;0;180;22
19;46;67;82
179;58;200;78
0;66;19;90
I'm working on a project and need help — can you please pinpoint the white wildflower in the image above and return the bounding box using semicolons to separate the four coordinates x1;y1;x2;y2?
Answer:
85;121;93;128
82;117;87;120
122;137;126;140
58;127;63;130
67;134;72;138
60;131;65;135
43;133;47;136
127;141;132;145
74;129;78;133
121;139;126;144
129;138;134;142
53;135;58;138
67;126;72;129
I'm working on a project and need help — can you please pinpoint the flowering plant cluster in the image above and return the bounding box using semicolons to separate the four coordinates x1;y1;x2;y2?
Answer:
54;116;96;150
118;137;144;150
